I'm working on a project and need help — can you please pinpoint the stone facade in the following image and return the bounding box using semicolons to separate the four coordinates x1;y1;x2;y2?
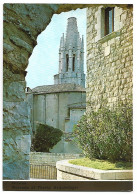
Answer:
3;3;60;180
27;84;86;153
54;17;85;87
86;6;133;117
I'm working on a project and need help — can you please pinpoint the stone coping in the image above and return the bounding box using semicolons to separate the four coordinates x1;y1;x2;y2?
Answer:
98;31;121;43
56;160;133;180
30;152;83;157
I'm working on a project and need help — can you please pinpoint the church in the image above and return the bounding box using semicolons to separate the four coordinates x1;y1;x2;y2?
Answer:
26;17;86;153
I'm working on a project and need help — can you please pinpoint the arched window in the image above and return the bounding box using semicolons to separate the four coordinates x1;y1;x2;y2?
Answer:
72;54;75;71
66;54;69;72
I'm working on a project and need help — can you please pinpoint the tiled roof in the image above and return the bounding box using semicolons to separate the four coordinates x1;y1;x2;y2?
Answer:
30;83;86;94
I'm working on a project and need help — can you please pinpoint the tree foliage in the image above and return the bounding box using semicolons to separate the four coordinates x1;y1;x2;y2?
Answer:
32;123;63;152
73;101;132;162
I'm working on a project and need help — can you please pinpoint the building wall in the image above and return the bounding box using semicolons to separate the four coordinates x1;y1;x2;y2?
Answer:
65;108;86;133
86;6;133;119
34;95;46;124
30;152;83;166
27;91;86;153
30;91;86;131
46;93;59;128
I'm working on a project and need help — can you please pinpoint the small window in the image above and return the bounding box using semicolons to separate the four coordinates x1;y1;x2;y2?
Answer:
105;7;114;36
72;54;75;71
66;54;69;72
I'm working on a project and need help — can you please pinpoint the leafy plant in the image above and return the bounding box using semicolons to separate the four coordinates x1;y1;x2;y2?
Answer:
73;101;132;162
32;123;63;152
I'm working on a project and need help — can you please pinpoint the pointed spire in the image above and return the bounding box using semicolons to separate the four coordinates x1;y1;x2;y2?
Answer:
62;33;64;47
60;33;65;49
81;35;84;52
60;37;62;48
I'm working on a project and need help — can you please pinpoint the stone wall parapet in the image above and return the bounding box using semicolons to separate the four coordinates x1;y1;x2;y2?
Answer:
56;160;133;180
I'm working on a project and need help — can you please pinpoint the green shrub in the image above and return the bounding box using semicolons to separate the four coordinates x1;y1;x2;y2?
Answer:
73;101;132;162
32;123;63;152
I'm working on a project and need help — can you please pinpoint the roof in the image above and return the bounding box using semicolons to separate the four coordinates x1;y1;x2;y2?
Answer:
29;83;86;94
68;102;86;109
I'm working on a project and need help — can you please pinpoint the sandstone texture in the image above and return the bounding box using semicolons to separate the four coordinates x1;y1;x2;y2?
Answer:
86;6;133;117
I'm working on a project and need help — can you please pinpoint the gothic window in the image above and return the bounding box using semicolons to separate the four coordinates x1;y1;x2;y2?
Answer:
72;54;75;71
105;7;114;36
66;54;69;72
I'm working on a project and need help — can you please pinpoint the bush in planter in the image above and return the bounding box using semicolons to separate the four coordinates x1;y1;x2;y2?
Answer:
32;123;63;152
73;101;132;162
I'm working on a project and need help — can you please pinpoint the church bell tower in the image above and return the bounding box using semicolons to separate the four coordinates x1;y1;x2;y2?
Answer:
54;17;85;87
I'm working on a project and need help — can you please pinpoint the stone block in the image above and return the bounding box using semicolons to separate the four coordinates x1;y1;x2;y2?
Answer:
10;35;33;53
115;7;123;17
124;72;130;79
3;42;14;54
115;171;133;180
121;13;127;22
123;88;128;95
16;135;31;155
95;35;100;42
108;38;115;45
56;160;133;180
3;161;30;180
99;171;116;180
3;101;31;131
104;46;110;56
4;81;26;101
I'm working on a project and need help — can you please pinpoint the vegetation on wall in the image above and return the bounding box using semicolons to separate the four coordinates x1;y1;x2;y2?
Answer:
69;158;132;170
73;101;132;162
32;123;63;152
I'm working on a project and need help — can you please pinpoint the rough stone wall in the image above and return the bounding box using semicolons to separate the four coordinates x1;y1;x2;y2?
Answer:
30;152;83;166
3;4;132;180
3;4;59;180
86;6;133;116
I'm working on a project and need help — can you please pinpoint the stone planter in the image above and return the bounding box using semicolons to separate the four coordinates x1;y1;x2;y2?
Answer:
56;160;133;180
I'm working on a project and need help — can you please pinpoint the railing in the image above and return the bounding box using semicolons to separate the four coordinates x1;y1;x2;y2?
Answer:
30;164;57;179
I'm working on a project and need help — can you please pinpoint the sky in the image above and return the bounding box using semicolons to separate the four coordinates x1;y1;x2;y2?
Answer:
25;8;87;89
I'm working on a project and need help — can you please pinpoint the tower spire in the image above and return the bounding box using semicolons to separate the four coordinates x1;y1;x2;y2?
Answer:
60;33;65;49
54;17;85;87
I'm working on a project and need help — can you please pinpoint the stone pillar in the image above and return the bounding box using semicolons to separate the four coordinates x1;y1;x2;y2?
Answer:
61;50;65;72
68;44;73;72
60;34;65;73
59;49;61;73
77;49;81;72
81;35;84;72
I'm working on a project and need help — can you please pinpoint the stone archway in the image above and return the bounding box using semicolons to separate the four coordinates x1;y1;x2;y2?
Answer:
3;4;132;179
